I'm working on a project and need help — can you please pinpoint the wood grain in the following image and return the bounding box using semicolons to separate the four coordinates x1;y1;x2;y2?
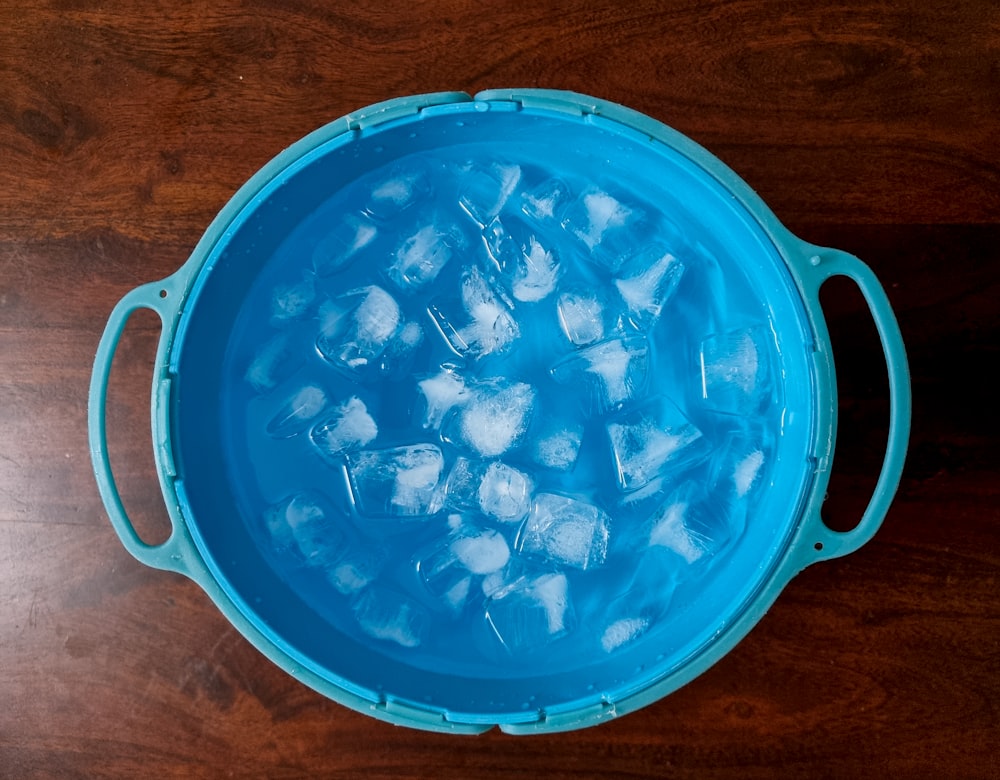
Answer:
1;1;998;777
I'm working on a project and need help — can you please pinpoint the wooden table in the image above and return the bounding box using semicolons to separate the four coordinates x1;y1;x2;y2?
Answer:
2;2;997;777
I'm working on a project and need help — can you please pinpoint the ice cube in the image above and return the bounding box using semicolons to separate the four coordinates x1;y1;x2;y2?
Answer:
607;396;708;492
561;188;642;271
477;462;534;523
325;543;385;595
416;366;470;430
517;493;610;571
448;380;536;458
520;177;571;223
441;457;482;513
614;247;684;329
451;527;511;575
648;482;740;565
346;444;445;518
375;321;424;380
417;522;511;613
557;290;605;346
266;384;328;438
352;587;428;648
316;286;402;374
698;325;773;416
551;335;649;414
364;165;430;221
271;274;316;324
245;334;303;393
312;215;377;277
458;160;521;225
601;616;651;653
733;448;765;498
428;266;520;359
512;235;560;302
484;572;573;655
533;425;584;472
310;396;378;458
264;491;345;566
389;221;464;291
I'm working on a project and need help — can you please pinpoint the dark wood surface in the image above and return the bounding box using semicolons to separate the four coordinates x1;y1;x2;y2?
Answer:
2;1;998;777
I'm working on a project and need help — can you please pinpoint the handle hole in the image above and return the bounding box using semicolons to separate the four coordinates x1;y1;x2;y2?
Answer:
814;542;824;551
818;275;890;533
105;308;174;546
159;289;168;298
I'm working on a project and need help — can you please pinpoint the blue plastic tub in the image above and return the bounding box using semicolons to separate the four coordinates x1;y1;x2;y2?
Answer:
89;90;910;733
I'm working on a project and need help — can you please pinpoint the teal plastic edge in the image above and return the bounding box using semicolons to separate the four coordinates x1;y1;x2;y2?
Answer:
90;88;910;735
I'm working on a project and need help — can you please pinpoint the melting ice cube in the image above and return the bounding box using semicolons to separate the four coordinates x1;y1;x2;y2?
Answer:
533;424;584;472
561;188;643;272
698;325;773;416
428;267;520;359
389;221;464;291
520;177;571;224
418;523;511;613
245;334;303;393
326;543;384;595
483;216;560;302
458;160;521;225
551;335;649;414
264;491;345;566
607;395;707;492
364;165;431;221
517;493;610;571
271;274;316;324
346;443;445;518
557;290;605;346
614;247;684;330
312;215;377;277
600;616;651;653
477;462;534;523
648;483;739;566
316;286;402;374
353;587;428;648
446;380;536;458
416;366;470;430
266;384;328;438
310;396;378;458
375;321;424;380
485;572;573;655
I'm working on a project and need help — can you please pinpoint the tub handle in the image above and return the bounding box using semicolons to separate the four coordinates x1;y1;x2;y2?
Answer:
797;247;911;564
88;276;196;577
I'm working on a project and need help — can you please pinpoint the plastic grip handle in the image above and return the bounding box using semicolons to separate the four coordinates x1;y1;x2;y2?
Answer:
88;278;193;576
801;247;911;562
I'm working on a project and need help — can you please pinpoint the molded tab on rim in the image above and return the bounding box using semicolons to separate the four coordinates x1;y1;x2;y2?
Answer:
377;698;491;734
346;91;473;130
501;699;617;734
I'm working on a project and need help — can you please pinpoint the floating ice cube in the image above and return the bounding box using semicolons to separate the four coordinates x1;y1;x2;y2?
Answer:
557;290;605;346
614;247;684;329
266;384;328;438
485;572;573;655
428;267;520;359
477;462;533;523
312;215;377;277
245;334;303;393
316;286;402;374
648;484;737;565
364;165;430;221
271;274;316;324
561;188;643;271
452;527;511;575
416;366;470;430
533;425;584;472
441;457;482;513
458;160;521;225
733;448;765;498
353;587;428;648
521;177;571;224
482;217;521;273
698;325;773;416
264;491;345;566
417;522;511;613
389;220;464;291
551;335;649;414
326;543;385;595
601;616;651;653
483;216;560;302
375;321;424;380
310;396;378;458
346;443;445;518
448;380;536;458
607;396;708;492
517;493;610;571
